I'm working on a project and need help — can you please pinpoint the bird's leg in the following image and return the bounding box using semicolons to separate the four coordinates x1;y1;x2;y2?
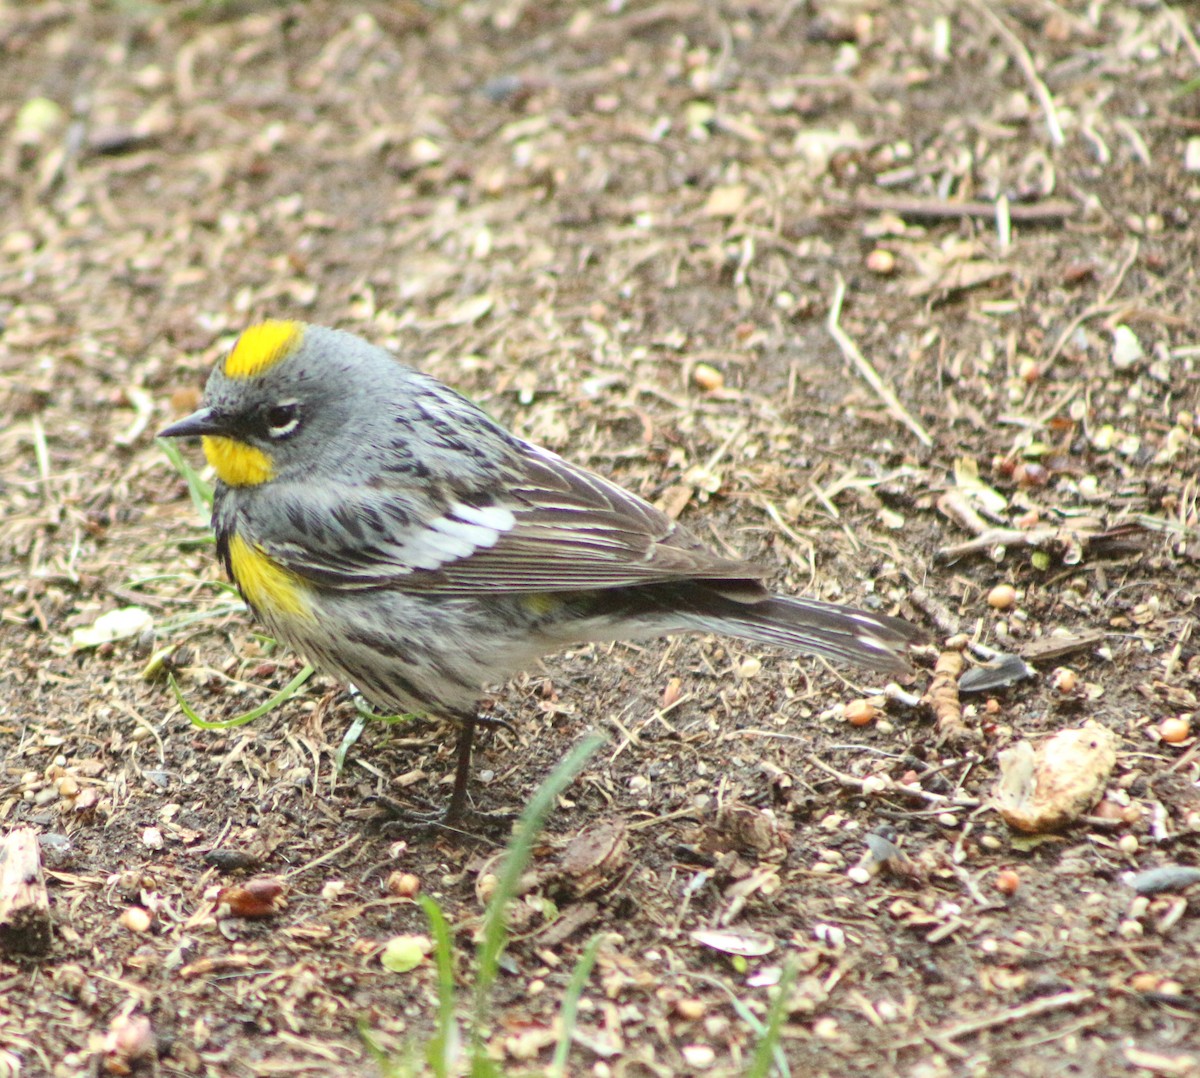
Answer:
443;711;477;825
370;710;516;838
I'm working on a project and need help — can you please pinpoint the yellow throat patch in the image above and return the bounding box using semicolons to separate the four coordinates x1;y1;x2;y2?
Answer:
202;435;273;487
224;320;303;380
227;534;313;620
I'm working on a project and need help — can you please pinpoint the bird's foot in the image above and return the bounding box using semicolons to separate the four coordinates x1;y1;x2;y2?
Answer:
366;793;517;841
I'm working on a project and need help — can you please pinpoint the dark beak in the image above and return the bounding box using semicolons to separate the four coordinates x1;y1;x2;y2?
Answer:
158;406;226;439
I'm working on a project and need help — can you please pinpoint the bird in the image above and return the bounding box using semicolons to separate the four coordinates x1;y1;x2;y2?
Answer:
159;321;923;826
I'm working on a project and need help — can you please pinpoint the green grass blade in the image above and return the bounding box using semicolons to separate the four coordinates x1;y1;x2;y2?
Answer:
744;959;797;1078
334;711;369;776
419;895;459;1078
168;664;314;729
548;932;604;1077
473;733;606;1028
157;436;214;514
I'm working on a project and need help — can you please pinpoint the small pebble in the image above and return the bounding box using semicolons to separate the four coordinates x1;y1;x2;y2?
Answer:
735;656;762;679
1051;667;1077;693
676;998;706;1021
995;869;1020;896
1159;716;1190;743
865;248;895;274
692;363;724;392
120;907;152;933
845;699;879;726
681;1044;715;1069
987;584;1017;610
1129;865;1200;895
386;872;421;899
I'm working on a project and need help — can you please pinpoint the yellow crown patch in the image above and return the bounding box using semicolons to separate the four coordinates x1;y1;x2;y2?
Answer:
224;320;303;380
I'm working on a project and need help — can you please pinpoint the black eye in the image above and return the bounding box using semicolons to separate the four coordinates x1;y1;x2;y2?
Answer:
263;402;300;437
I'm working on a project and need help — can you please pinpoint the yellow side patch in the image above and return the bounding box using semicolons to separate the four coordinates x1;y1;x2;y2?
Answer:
227;534;313;620
224;320;303;380
522;594;561;617
202;435;274;487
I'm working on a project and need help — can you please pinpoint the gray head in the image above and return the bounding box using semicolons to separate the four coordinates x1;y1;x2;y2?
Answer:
158;321;511;488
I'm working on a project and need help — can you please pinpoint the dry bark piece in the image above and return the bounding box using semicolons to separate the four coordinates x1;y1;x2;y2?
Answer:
217;877;287;918
994;723;1117;833
713;803;792;858
1019;629;1107;664
959;652;1036;693
0;827;52;956
1128;866;1200;895
203;849;262;873
552;819;629;898
925;649;981;745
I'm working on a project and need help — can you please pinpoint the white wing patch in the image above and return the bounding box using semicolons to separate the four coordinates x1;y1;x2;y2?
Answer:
450;503;517;533
397;502;517;571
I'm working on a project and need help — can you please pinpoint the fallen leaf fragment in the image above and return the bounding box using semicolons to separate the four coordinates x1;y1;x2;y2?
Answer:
72;607;153;649
217;877;286;918
380;933;432;973
690;927;774;957
994;722;1117;833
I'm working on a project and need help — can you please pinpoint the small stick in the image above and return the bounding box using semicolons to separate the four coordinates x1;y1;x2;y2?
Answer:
846;195;1077;222
897;989;1097;1050
0;828;52;956
1162;3;1200;67
826;275;933;448
806;755;981;810
1044;239;1140;369
908;585;960;641
926;649;978;746
965;0;1064;147
282;833;360;880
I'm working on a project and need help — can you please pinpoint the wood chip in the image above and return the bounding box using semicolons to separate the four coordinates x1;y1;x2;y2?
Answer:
0;828;52;956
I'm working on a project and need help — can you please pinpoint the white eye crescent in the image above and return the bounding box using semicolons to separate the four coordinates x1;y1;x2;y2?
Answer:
264;401;301;438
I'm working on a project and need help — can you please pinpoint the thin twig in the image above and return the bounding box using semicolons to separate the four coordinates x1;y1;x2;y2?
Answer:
1043;239;1140;369
1162;2;1200;68
846;194;1077;221
965;0;1064;147
806;755;980;810
282;833;360;880
826;274;933;448
896;989;1097;1050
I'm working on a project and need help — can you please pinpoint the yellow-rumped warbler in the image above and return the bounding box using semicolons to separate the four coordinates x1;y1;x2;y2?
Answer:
160;321;923;824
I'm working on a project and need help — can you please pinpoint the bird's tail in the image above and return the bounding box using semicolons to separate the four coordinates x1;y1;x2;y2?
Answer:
680;593;923;674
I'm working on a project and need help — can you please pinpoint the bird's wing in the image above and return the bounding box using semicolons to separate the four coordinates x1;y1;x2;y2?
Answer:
252;444;762;593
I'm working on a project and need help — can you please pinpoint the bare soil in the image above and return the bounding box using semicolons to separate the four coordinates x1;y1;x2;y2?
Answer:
1;2;1198;1076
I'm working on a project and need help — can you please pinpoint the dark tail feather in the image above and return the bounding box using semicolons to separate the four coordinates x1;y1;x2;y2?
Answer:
686;593;923;673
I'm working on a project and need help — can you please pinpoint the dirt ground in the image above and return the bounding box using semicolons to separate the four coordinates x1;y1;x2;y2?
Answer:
1;1;1199;1075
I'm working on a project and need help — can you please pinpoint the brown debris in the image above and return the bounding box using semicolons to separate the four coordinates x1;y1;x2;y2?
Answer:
0;828;52;956
548;818;630;899
994;723;1118;833
924;648;978;746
